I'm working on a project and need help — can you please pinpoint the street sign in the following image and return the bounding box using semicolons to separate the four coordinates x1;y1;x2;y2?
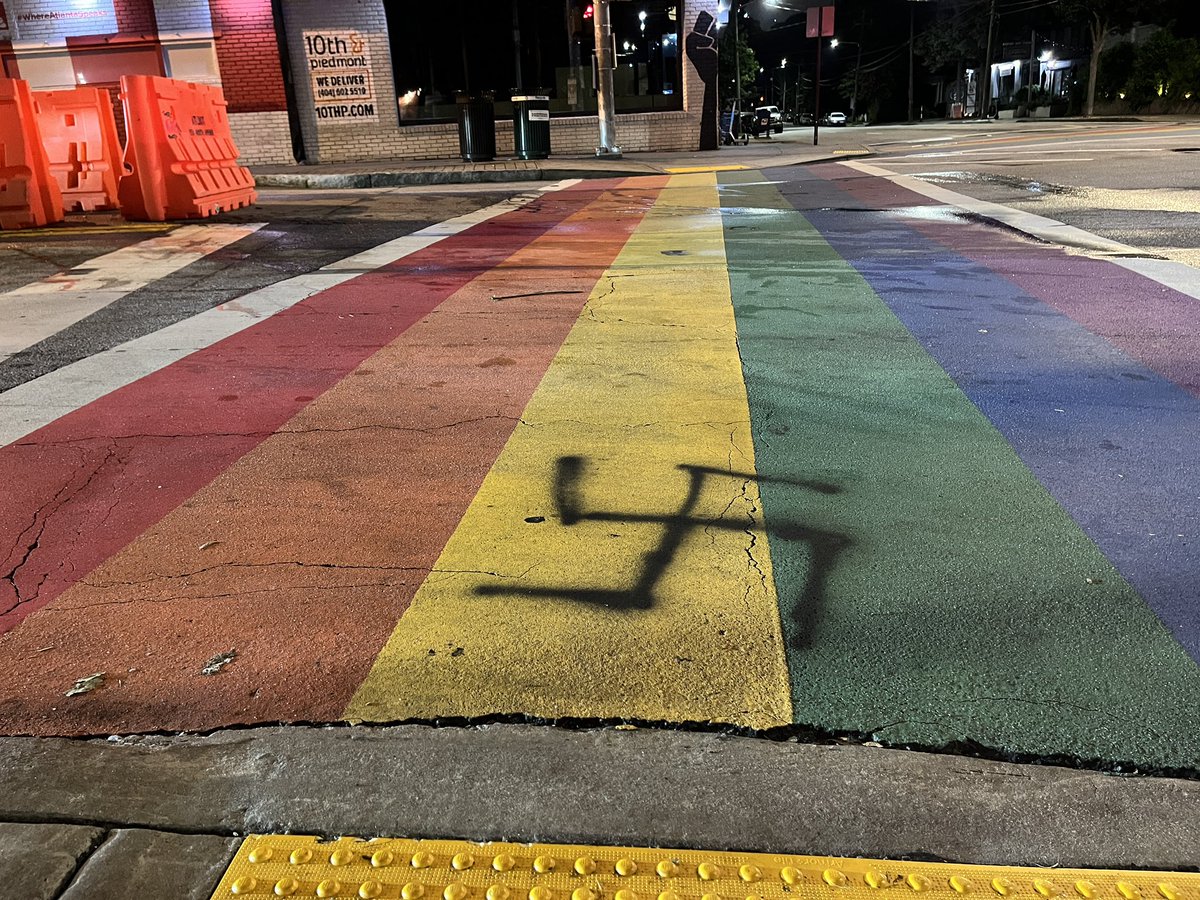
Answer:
806;5;834;39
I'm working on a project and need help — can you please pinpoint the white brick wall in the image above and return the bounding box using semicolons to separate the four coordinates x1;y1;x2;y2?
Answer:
3;0;117;42
230;111;296;164
151;0;214;37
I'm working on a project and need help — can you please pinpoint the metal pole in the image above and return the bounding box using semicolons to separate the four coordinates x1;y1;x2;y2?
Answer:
1027;28;1036;111
851;42;862;122
733;0;741;113
512;0;524;91
594;0;621;156
812;13;822;146
907;4;914;122
981;0;997;118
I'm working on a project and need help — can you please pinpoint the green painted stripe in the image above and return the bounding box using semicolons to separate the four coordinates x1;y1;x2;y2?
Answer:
719;170;1200;771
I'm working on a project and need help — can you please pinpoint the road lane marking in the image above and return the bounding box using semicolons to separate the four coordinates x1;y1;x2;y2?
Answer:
0;182;576;448
0;222;175;236
839;159;1200;303
664;164;749;173
346;173;794;729
839;159;1140;253
0;223;264;362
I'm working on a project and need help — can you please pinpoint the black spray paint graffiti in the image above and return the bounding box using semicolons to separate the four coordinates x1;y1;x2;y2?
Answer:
685;10;719;152
476;455;850;649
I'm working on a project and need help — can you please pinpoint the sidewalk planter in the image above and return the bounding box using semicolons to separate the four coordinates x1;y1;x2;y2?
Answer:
512;95;551;160
1033;103;1069;118
456;93;496;162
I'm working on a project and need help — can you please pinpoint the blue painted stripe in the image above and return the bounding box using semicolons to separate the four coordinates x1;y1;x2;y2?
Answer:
782;166;1200;663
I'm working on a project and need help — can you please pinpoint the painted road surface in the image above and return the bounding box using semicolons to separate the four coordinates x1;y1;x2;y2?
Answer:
1;170;1197;773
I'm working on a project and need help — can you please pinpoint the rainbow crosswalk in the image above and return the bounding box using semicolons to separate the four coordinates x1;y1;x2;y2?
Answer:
1;169;1197;771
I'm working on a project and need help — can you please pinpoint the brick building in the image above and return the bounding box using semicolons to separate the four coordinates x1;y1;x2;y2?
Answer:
0;0;718;165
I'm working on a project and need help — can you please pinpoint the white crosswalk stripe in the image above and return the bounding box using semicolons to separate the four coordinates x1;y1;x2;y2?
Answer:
0;222;265;363
0;181;579;448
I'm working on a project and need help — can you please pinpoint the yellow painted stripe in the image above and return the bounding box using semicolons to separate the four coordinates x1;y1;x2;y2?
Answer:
664;164;749;173
2;223;176;237
346;173;792;729
212;834;1200;900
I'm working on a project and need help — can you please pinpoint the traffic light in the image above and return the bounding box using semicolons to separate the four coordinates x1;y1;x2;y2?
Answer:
584;3;593;18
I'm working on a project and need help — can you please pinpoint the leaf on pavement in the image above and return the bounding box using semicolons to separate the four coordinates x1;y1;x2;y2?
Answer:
65;673;105;697
201;649;237;676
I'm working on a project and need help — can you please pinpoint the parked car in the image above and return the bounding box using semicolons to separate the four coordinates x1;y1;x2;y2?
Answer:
825;111;848;126
754;105;784;135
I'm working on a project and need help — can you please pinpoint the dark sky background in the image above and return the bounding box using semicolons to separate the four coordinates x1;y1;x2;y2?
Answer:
735;0;1200;118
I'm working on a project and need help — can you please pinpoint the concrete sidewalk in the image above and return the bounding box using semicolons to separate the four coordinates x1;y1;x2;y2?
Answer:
250;134;869;187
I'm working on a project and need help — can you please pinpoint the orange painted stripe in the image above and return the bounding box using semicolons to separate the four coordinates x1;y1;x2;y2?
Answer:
0;177;667;737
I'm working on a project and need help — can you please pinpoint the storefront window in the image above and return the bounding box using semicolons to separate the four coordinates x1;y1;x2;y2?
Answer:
385;0;682;123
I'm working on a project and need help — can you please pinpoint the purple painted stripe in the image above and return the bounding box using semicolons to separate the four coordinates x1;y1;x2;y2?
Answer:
823;164;1200;398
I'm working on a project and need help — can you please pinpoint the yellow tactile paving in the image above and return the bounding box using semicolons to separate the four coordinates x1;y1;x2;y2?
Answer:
210;835;1200;900
345;173;793;729
664;165;750;173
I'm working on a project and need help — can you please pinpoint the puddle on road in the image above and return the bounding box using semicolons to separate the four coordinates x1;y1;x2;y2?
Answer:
910;170;1085;196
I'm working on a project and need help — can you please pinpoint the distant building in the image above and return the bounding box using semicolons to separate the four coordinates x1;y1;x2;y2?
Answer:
0;0;720;164
988;46;1083;113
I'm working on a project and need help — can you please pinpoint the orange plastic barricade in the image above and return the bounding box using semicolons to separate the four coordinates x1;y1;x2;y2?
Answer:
32;87;123;213
0;78;65;230
118;75;256;221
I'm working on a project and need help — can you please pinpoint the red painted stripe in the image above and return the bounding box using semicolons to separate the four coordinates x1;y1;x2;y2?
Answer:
0;177;667;736
0;183;616;636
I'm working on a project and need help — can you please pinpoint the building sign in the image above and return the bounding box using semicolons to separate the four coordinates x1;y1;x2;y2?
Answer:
2;1;117;41
303;30;378;123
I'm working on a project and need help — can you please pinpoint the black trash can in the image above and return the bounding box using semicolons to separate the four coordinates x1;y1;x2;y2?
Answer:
512;94;551;160
456;93;496;162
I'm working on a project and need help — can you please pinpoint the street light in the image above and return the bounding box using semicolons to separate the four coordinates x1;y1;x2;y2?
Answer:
830;38;863;123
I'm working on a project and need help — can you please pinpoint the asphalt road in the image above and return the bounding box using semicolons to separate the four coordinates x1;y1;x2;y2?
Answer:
856;118;1200;266
2;132;1199;891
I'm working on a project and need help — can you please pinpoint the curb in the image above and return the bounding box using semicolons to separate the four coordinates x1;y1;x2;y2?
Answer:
254;167;657;189
3;723;1198;870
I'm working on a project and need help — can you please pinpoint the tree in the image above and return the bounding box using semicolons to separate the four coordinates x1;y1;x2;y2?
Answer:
838;68;893;123
1125;30;1200;107
718;21;760;110
1095;42;1137;104
915;0;989;77
1058;0;1167;116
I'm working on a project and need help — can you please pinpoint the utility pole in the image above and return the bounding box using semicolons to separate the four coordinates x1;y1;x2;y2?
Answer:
780;62;788;121
813;31;822;145
907;4;914;122
851;42;862;122
1027;28;1037;111
594;0;621;157
512;0;523;92
733;0;741;115
981;0;997;118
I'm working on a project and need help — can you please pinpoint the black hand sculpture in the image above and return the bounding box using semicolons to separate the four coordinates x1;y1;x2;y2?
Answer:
685;10;719;151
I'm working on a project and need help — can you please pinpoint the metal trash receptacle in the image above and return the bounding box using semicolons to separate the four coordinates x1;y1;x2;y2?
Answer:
456;93;496;162
512;94;551;160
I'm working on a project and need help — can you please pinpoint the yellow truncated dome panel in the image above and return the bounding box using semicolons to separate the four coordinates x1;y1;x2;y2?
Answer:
210;836;1199;900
